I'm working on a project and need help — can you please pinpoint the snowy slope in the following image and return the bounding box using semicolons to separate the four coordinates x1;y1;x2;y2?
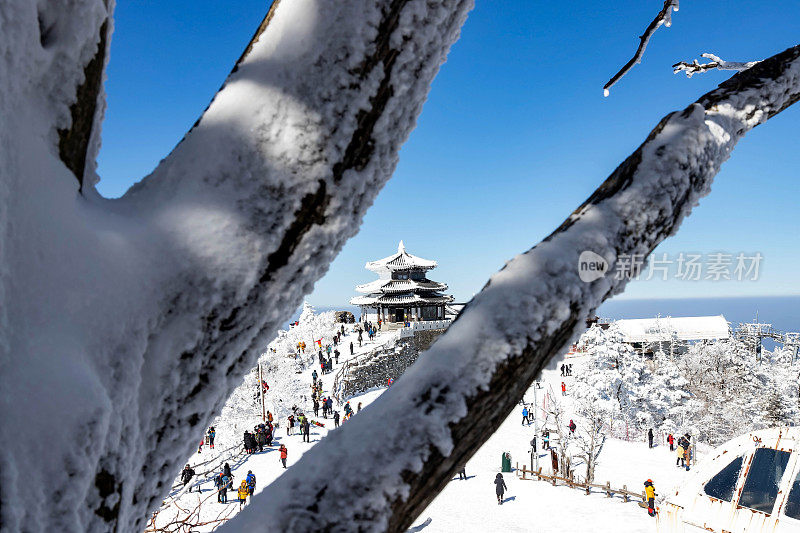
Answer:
152;313;398;531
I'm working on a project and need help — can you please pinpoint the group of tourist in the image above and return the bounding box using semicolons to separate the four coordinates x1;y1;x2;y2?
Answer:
355;321;378;346
672;433;693;470
213;463;257;508
313;395;335;419
318;349;335;374
243;422;274;453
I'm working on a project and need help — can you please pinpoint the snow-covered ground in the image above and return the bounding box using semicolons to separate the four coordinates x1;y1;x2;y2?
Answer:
150;315;400;531
408;356;708;533
152;315;709;532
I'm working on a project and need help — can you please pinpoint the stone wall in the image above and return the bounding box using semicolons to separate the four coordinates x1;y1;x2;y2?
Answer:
407;328;444;353
341;328;446;399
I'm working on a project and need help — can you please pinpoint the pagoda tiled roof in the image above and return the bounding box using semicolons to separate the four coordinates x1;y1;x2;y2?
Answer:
350;292;454;306
365;241;437;273
355;278;448;294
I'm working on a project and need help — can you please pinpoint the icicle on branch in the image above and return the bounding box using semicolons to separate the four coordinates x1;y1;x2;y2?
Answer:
673;53;760;78
603;0;679;96
224;43;800;533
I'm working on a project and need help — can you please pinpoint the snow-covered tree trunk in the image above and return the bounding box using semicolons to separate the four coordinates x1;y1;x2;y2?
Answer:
573;398;605;484
0;0;473;531
227;44;800;532
2;0;799;531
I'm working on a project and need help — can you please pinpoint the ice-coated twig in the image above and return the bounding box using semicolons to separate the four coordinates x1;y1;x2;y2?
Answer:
603;0;679;96
673;53;760;78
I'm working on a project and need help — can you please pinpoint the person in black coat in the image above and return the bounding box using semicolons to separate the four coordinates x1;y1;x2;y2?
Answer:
333;410;340;428
244;431;257;453
302;419;311;442
265;423;274;446
181;464;195;492
648;428;654;448
494;473;507;504
223;463;233;490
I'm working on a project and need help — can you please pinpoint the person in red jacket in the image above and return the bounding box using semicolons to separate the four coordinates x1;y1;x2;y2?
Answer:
279;444;288;468
561;381;566;396
667;433;674;451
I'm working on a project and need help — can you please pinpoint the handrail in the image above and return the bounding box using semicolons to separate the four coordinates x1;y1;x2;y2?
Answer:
516;464;647;503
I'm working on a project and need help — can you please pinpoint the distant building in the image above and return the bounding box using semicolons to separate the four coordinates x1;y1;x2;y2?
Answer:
350;241;454;324
613;315;731;355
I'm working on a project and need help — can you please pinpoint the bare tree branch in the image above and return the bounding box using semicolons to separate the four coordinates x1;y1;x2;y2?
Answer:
603;0;679;96
226;43;800;533
673;52;760;78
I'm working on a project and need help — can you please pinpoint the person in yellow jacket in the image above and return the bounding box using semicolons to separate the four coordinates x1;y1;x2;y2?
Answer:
676;444;685;467
644;479;657;517
238;480;249;509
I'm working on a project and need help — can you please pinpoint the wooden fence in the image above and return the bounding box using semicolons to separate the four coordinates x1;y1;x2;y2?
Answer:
515;462;647;503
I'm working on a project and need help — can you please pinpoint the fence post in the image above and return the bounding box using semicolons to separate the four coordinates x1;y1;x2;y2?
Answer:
606;481;611;497
623;485;629;502
522;466;527;480
537;467;542;480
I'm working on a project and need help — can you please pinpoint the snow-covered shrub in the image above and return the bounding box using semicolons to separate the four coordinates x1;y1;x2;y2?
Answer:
574;324;800;446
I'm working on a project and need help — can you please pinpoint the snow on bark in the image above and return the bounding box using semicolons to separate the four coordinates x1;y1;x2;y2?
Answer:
673;52;761;78
225;45;800;532
0;0;473;531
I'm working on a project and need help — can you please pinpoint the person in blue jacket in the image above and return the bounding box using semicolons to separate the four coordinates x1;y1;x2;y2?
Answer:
246;470;256;496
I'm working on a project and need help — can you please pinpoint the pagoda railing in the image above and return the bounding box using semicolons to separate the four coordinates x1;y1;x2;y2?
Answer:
398;319;451;339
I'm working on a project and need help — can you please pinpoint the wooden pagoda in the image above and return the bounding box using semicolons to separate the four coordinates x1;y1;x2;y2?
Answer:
350;241;454;324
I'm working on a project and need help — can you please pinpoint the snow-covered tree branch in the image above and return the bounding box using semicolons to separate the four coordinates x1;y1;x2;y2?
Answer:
227;43;800;532
0;0;473;530
673;53;761;78
603;0;679;96
2;0;799;530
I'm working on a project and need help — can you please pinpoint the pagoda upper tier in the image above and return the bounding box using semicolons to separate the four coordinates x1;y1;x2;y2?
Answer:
354;278;448;294
365;240;437;275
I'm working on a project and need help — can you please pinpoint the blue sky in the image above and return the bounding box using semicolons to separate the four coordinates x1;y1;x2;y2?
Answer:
97;1;800;307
